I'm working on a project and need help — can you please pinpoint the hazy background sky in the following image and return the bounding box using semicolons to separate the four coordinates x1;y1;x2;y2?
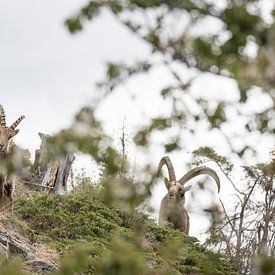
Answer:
0;0;241;152
0;1;146;149
1;1;273;238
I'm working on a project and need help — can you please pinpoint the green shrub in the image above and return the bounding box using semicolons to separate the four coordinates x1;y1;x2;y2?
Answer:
14;187;236;274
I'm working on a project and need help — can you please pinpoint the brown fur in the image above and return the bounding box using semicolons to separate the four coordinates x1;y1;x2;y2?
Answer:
0;105;25;210
159;181;191;234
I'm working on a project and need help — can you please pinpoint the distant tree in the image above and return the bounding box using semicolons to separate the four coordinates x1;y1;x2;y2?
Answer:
193;147;274;274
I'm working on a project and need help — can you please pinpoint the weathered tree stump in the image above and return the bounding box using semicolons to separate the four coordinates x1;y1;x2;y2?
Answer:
23;133;74;195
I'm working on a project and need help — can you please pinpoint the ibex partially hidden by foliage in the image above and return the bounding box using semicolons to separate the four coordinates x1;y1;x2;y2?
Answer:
0;105;25;210
158;156;220;235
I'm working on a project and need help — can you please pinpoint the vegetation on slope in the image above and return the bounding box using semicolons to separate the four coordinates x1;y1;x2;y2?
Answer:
13;186;236;274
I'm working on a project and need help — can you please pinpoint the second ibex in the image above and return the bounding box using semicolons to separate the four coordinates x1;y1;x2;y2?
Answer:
0;105;25;210
158;156;220;235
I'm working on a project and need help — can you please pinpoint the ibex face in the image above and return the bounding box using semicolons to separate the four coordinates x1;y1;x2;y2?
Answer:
164;178;191;204
158;156;220;235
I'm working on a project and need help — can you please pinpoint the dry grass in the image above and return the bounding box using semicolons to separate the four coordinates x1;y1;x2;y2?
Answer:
14;181;41;200
0;208;59;271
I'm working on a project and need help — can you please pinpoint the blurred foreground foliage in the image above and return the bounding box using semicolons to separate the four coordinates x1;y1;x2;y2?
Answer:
12;186;236;275
45;107;125;177
65;0;275;160
1;1;274;273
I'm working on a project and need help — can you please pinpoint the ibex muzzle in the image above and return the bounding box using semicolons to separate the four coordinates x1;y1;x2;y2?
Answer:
0;105;25;209
158;156;220;235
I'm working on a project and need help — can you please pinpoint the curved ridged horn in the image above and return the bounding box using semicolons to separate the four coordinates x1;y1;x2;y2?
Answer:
0;105;6;127
10;115;25;130
179;166;220;192
158;156;176;182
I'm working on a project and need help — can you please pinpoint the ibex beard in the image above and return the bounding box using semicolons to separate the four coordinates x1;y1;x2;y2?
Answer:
158;156;220;235
0;105;25;210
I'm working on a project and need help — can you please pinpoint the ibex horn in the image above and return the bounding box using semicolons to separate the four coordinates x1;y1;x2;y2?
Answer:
0;105;6;127
178;166;220;192
158;156;176;182
10;115;25;130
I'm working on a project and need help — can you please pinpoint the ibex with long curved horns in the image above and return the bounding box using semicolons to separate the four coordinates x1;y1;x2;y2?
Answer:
0;105;25;209
158;156;220;235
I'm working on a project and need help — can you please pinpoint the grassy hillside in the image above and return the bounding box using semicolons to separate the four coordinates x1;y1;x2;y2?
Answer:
9;186;237;275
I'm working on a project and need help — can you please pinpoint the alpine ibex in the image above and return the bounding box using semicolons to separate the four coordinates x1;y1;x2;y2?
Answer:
0;105;25;210
158;156;220;235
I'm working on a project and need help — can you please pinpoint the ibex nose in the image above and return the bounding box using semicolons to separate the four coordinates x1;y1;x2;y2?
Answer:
168;191;176;197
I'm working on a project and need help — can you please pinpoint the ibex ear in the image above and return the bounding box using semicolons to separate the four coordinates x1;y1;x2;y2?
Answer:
183;185;192;192
164;177;171;190
10;129;19;137
39;132;50;140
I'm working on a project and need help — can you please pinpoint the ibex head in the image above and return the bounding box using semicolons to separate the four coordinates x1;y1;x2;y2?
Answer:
158;156;220;200
163;178;192;204
0;105;25;155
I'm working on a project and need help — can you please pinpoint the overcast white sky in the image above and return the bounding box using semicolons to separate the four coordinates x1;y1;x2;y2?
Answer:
0;0;240;150
1;1;274;238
